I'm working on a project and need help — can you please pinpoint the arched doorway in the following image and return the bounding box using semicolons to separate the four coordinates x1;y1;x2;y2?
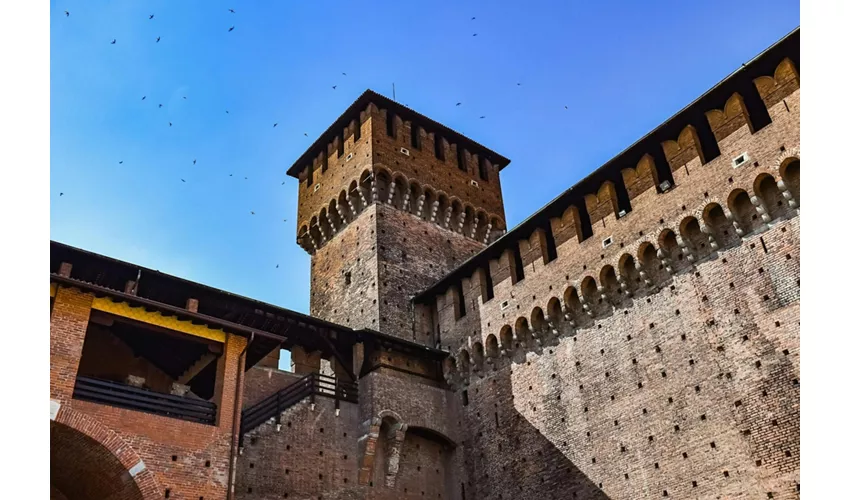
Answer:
50;409;160;500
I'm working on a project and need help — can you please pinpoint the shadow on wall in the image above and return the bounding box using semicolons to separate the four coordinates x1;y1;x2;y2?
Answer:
462;368;609;500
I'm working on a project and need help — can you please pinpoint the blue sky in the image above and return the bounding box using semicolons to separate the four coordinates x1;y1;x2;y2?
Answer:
51;0;799;318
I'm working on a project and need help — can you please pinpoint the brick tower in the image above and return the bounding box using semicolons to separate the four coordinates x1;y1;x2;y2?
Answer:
288;90;511;345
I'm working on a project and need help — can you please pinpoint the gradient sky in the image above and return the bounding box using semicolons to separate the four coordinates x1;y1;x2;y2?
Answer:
50;0;799;322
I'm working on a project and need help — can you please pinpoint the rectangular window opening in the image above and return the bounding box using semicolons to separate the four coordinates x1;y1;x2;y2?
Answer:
435;134;445;160
456;147;467;172
512;245;525;284
544;225;558;264
411;124;421;149
456;284;467;319
483;266;495;303
386;110;396;138
478;156;489;181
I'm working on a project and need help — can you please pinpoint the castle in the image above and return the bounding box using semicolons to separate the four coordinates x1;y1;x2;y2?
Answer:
49;28;800;500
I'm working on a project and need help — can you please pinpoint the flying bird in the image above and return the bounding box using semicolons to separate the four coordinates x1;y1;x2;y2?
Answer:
226;110;229;114
193;159;197;165
276;264;279;268
479;116;485;119
564;106;569;110
110;39;116;44
517;83;521;86
251;211;255;215
472;33;477;37
183;96;187;100
60;192;64;196
158;103;163;108
169;122;172;127
156;36;161;43
228;26;234;32
229;174;233;177
228;8;235;13
342;72;347;76
181;179;186;183
332;85;337;90
141;96;146;100
118;160;123;164
471;17;476;20
303;133;308;137
149;14;154;20
64;11;69;17
455;102;461;106
244;177;248;180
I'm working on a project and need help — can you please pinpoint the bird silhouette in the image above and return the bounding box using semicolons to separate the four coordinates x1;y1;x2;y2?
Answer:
119;161;123;164
64;11;69;17
111;39;116;44
304;133;308;137
471;17;476;20
141;96;146;100
564;106;569;110
472;33;477;37
332;85;337;90
181;179;186;183
149;14;154;20
517;83;521;86
281;181;285;185
158;103;163;108
228;26;234;32
183;96;187;100
60;192;64;196
229;174;233;177
342;72;347;76
228;8;235;13
169;122;172;127
276;264;279;268
273;123;278;128
193;159;197;165
479;116;485;119
226;110;229;114
244;177;248;180
251;211;255;215
455;102;461;106
156;36;161;43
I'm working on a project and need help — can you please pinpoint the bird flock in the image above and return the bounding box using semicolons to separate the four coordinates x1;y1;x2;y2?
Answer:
56;6;570;270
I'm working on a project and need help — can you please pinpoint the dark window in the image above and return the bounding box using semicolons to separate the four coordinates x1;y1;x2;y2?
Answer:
306;164;314;187
386;110;396;138
456;147;467;172
435;135;445;160
512;244;524;283
544;225;558;263
456;284;466;319
462;390;469;406
337;133;344;158
478;156;489;181
354;118;361;141
483;266;494;303
411;124;420;149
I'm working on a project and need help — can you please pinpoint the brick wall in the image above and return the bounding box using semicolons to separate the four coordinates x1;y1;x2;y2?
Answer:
420;66;800;499
50;288;248;500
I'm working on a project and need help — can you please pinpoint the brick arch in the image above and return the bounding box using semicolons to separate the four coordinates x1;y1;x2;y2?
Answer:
52;406;161;500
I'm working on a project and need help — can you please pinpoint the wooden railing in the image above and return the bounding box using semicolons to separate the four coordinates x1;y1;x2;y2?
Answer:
72;376;217;425
240;373;358;443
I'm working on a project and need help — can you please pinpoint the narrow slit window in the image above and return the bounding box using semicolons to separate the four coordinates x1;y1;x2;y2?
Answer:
411;124;421;149
512;244;525;283
478;156;489;181
456;284;467;319
435;134;445;160
483;266;494;302
457;147;467;172
544;225;558;263
386;110;396;138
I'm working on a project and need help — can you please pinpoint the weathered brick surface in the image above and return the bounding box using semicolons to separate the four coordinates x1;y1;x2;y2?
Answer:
243;365;302;407
423;68;800;498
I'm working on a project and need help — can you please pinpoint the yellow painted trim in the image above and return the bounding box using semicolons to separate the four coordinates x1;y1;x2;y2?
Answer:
91;297;226;343
50;283;57;297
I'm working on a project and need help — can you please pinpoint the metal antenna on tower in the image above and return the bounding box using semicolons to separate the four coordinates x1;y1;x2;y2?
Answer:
392;83;396;101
